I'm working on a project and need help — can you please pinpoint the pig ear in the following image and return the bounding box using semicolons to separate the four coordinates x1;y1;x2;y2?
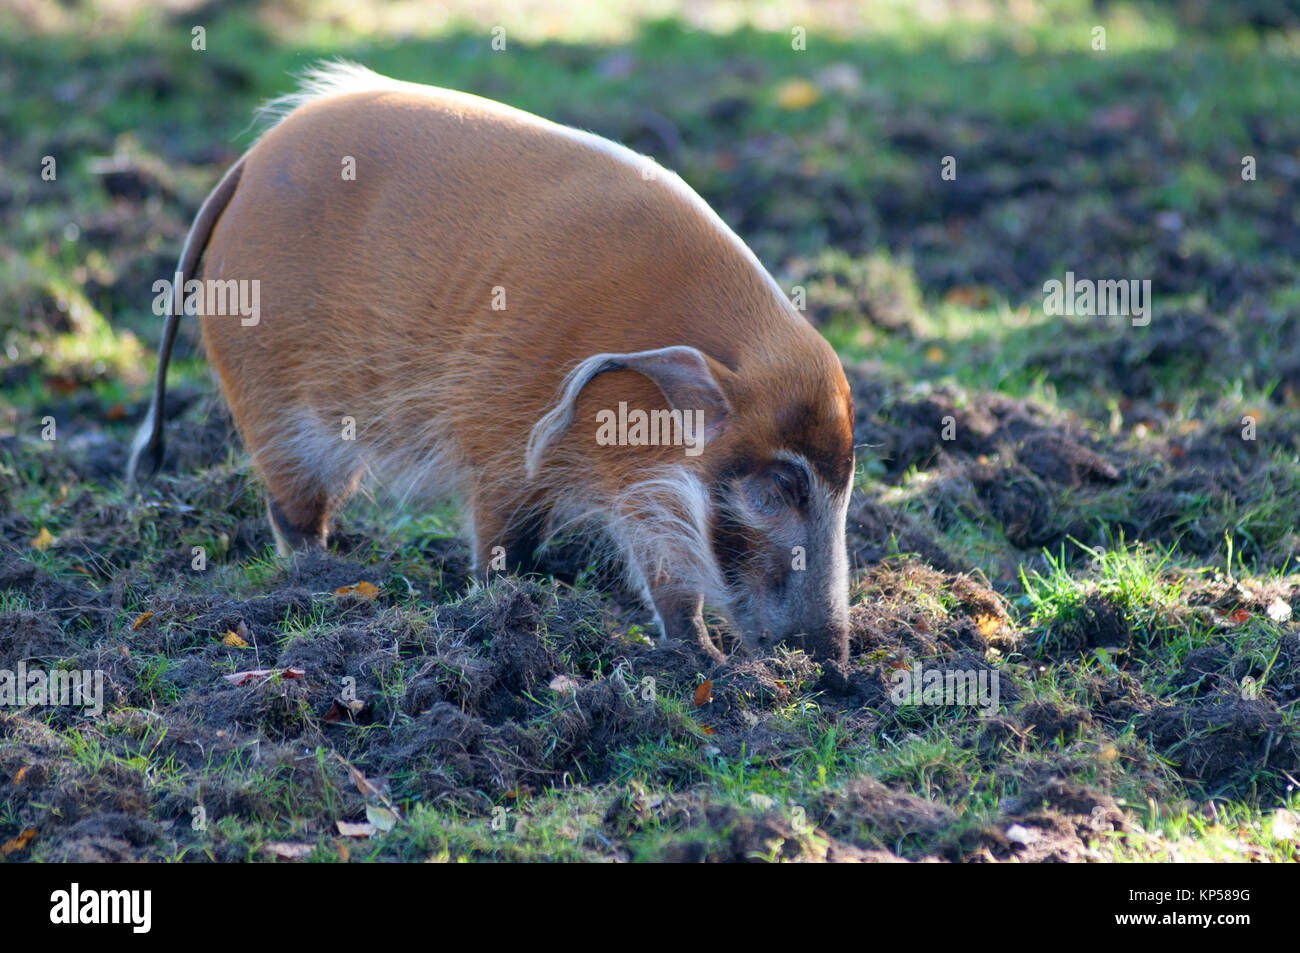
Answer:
526;345;732;477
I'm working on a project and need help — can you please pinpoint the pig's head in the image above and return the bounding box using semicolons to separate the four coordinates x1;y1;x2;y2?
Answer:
526;342;855;663
705;361;855;664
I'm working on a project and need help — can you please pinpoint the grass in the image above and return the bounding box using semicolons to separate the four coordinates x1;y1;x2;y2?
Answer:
2;0;1300;862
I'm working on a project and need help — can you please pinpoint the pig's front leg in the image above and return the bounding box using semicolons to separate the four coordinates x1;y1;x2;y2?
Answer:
652;588;725;662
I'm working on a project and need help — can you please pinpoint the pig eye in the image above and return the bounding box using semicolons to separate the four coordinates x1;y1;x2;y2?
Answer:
729;461;810;520
767;462;808;510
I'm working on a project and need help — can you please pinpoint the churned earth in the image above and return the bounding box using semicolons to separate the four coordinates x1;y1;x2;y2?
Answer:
2;0;1299;861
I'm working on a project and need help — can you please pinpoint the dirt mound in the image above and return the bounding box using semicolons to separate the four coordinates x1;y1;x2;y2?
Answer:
1142;692;1300;797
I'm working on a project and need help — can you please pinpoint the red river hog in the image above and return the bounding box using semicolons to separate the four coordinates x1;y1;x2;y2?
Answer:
129;63;855;663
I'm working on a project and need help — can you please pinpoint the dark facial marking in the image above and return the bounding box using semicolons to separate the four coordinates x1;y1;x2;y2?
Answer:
776;392;854;492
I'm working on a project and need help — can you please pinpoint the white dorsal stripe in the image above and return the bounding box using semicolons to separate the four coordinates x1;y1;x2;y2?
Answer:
256;60;794;317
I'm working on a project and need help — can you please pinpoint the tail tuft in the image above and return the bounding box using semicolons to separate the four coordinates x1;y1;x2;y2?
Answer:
126;405;164;486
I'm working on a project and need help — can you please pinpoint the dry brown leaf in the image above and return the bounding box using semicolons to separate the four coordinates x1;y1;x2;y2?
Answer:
975;614;1002;637
31;527;55;552
337;820;376;838
774;78;819;110
548;675;580;693
334;580;381;601
324;698;364;723
265;841;314;861
130;611;153;631
0;828;37;857
350;767;383;799
222;630;249;648
14;766;29;784
692;679;713;708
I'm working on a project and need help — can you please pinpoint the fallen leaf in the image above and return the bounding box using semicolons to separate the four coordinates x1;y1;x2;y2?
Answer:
350;767;384;800
130;611;153;631
336;838;351;863
222;630;249;648
1097;744;1119;763
14;766;29;784
974;614;1002;637
775;78;819;110
365;804;398;832
323;697;365;723
334;580;381;601
31;527;55;552
337;820;377;838
1231;609;1251;624
1266;599;1292;624
693;679;713;708
548;674;580;693
0;828;38;857
925;345;946;363
265;841;314;861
